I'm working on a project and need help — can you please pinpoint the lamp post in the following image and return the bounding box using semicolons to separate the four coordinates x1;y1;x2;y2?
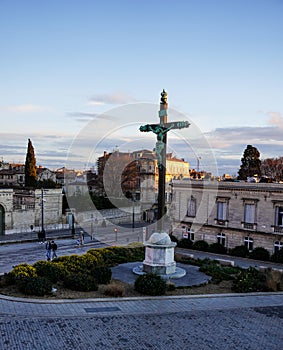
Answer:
197;156;201;173
132;191;135;230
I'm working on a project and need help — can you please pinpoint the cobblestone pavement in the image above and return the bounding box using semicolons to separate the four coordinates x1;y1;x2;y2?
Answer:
1;293;283;349
1;231;283;349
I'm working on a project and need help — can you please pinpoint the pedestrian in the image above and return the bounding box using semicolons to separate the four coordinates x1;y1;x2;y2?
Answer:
45;240;52;261
51;240;58;260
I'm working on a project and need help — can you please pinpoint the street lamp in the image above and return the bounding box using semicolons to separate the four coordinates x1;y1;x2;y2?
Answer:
132;191;135;230
197;156;201;173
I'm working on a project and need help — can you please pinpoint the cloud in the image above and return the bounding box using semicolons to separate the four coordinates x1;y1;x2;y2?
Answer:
88;92;137;105
4;104;48;113
67;112;98;123
205;126;283;149
266;111;283;128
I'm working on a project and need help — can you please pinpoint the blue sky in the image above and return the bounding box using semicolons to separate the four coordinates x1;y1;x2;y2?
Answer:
0;0;282;176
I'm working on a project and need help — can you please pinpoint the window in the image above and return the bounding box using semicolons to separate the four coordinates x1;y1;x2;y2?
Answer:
244;204;255;223
274;241;283;253
244;236;253;251
187;196;196;217
243;201;257;229
275;206;283;227
186;227;195;241
217;232;226;246
217;201;228;225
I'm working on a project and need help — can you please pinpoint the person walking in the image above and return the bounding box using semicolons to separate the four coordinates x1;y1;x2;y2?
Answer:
45;240;52;261
51;240;58;260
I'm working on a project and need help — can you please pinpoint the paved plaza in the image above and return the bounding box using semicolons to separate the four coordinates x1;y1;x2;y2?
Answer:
1;293;283;349
1;231;283;349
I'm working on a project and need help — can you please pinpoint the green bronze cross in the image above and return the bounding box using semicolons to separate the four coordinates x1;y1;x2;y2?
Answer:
139;89;190;232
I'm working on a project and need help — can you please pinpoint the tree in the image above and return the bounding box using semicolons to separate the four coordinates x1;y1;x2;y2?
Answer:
238;145;261;180
261;157;283;182
25;139;37;187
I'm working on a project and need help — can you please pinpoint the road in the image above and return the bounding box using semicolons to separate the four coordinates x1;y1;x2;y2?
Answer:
1;225;283;275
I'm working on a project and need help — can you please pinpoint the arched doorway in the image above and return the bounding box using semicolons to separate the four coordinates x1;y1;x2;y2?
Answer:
0;205;4;236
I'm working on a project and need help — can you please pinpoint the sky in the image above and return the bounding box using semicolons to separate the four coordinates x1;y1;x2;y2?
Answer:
0;0;282;176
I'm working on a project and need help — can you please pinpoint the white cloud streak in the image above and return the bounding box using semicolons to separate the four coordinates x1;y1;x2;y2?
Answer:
89;92;137;105
3;104;49;113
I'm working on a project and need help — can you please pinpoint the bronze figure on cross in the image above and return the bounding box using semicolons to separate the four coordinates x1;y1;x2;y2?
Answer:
139;90;190;232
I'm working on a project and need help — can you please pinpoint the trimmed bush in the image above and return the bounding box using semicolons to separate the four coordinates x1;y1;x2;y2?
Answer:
134;273;167;296
91;266;112;284
177;239;193;249
53;253;103;274
209;243;227;254
166;281;176;291
249;247;270;261
192;240;209;252
230;245;249;258
89;246;145;267
271;249;283;263
18;276;52;296
7;263;37;284
63;272;98;292
33;260;66;283
232;267;269;293
169;234;179;244
199;259;238;284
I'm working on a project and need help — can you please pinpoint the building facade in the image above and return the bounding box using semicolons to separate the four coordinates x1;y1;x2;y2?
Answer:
0;188;63;235
171;180;283;254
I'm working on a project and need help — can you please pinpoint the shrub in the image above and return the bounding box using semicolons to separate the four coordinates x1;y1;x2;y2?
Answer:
63;272;98;292
249;247;270;261
232;267;269;293
230;245;249;258
262;268;283;291
199;259;236;284
177;239;193;249
91;266;112;284
169;234;179;244
103;283;125;297
7;263;37;284
90;246;144;267
209;243;227;254
53;253;102;274
271;249;283;263
134;273;167;296
33;261;66;283
85;249;104;264
166;281;176;291
192;240;209;252
18;276;52;296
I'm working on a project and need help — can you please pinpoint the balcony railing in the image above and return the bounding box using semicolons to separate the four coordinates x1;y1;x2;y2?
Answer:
241;222;257;230
272;226;283;234
214;219;228;227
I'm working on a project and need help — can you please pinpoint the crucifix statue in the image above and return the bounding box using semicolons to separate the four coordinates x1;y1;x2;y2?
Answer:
140;89;190;232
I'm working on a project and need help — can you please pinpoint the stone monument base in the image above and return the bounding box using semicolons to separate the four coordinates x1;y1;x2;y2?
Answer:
133;231;186;279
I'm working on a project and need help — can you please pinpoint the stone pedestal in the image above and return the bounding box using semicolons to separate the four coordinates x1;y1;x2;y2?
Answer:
142;232;177;275
132;231;186;279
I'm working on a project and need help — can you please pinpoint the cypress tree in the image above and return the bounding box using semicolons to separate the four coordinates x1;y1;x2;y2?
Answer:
25;138;37;187
238;145;261;180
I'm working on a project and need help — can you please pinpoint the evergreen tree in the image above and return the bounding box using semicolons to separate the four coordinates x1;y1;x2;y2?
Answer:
238;145;261;180
25;138;37;187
